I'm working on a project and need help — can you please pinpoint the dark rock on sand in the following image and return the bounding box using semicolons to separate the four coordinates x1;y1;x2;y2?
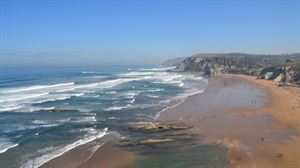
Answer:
129;123;192;132
276;153;284;159
137;138;176;145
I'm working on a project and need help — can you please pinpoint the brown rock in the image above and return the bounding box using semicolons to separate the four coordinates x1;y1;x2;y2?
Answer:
275;153;284;159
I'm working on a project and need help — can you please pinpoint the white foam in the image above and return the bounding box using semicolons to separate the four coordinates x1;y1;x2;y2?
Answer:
73;93;84;97
3;123;60;133
21;128;108;168
146;94;160;98
30;93;84;105
79;127;96;132
0;92;49;103
138;67;176;71
0;106;23;112
85;143;104;162
33;95;73;104
75;77;149;90
120;71;154;76
0;93;84;113
72;116;97;123
0;75;154;113
31;117;69;125
125;91;140;99
146;88;164;92
32;120;48;125
178;82;184;87
106;91;117;94
103;104;131;111
129;98;135;104
55;88;76;93
0;137;19;154
154;88;205;120
2;82;75;93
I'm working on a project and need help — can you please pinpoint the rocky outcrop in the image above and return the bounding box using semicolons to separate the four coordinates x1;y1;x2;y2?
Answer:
118;123;194;147
176;53;275;76
169;53;300;84
257;64;300;84
130;123;192;132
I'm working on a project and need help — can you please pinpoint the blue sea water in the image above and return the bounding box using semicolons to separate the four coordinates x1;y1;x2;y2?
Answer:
0;65;208;168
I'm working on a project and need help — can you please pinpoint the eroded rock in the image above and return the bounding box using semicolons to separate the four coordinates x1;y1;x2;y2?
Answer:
130;123;192;132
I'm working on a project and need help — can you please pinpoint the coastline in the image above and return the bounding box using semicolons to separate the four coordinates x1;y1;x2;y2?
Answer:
40;74;300;168
228;74;300;167
158;74;299;168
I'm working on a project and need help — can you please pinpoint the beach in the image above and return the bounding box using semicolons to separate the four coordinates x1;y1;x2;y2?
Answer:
40;74;300;168
2;1;300;167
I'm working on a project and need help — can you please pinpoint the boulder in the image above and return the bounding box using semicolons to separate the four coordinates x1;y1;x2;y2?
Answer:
264;72;274;80
274;73;285;82
257;66;284;80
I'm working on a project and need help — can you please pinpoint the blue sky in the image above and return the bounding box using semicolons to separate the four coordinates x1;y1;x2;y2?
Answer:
0;0;299;66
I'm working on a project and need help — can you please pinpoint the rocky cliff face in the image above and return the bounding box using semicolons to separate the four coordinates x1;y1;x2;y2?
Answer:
257;62;300;84
170;53;300;84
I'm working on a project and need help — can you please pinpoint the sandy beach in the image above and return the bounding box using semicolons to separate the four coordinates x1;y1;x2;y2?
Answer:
229;75;300;168
2;1;299;168
160;74;300;168
40;74;300;168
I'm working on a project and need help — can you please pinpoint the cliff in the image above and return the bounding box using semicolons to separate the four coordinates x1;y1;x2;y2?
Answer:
257;61;300;84
167;53;300;85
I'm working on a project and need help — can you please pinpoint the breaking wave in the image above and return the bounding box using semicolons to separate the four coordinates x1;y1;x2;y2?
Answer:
21;128;108;168
0;137;19;154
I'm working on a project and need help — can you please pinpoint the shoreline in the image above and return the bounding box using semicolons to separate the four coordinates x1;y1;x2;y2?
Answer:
227;74;300;167
40;74;300;168
158;74;300;168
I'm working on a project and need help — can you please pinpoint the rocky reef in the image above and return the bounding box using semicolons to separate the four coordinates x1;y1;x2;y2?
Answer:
129;123;192;132
166;53;300;85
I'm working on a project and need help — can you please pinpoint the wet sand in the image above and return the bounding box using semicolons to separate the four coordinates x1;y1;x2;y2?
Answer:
40;75;300;168
159;74;300;168
40;133;136;168
229;74;300;168
76;142;135;168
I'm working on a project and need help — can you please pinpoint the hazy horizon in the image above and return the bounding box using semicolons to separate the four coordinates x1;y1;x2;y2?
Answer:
0;0;299;66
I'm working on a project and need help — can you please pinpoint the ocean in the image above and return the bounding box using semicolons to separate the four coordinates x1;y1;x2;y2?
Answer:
0;65;208;168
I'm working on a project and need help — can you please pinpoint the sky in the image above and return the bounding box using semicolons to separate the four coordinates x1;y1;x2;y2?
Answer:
0;0;299;66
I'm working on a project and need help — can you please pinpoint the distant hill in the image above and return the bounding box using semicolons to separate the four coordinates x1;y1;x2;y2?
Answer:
161;57;186;67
